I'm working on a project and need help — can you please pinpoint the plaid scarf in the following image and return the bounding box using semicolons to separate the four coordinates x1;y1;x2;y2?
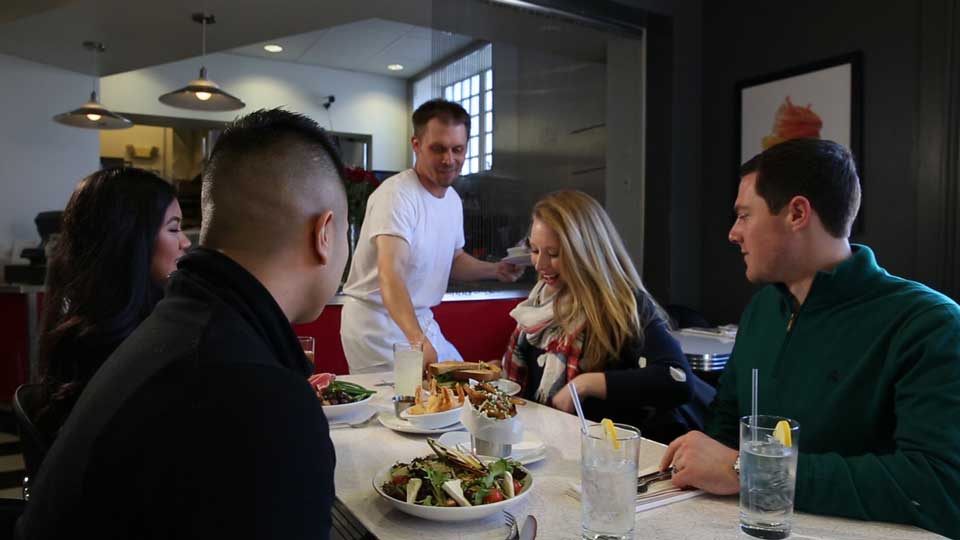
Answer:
503;281;585;404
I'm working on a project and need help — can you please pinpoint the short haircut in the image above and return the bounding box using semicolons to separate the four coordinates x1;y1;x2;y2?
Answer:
200;108;347;254
412;99;470;138
740;138;861;238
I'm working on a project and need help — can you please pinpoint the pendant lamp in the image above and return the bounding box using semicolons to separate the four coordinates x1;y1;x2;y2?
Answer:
158;13;245;111
53;41;132;130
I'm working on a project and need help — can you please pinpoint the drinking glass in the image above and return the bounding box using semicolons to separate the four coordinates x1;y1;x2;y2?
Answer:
739;415;800;539
393;341;423;399
581;423;640;540
298;336;315;365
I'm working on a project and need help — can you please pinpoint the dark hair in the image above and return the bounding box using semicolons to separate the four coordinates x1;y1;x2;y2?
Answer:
207;108;345;181
740;138;861;238
412;99;470;138
39;167;176;409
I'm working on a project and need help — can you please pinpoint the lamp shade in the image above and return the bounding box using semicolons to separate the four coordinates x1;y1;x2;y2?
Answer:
53;91;132;130
158;67;245;111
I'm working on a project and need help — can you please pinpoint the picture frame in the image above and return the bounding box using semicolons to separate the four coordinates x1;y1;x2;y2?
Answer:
734;52;864;232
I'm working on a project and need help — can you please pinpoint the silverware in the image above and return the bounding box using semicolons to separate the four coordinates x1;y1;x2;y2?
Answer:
637;466;675;493
636;486;684;501
519;514;538;540
503;510;519;540
329;413;377;429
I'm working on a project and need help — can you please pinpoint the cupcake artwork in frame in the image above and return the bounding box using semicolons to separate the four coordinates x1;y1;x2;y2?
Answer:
734;52;863;231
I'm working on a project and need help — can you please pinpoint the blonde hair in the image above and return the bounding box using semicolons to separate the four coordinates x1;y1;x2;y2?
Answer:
532;190;664;371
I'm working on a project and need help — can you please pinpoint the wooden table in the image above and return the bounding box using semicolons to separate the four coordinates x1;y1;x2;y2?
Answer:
329;373;946;540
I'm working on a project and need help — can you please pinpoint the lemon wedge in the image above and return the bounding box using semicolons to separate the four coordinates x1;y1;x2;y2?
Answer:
773;420;792;448
601;418;621;450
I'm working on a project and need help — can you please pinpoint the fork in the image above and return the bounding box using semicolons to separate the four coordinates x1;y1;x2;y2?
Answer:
503;510;519;540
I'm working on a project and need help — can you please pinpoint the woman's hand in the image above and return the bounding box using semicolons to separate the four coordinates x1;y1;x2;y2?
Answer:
551;373;607;412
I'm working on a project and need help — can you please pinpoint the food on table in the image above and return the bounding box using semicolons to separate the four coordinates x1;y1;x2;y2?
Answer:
761;96;823;150
308;373;375;405
407;378;465;415
464;382;521;419
428;361;502;383
380;439;530;507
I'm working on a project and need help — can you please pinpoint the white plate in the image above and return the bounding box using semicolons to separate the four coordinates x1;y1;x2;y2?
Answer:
400;405;464;430
437;431;547;465
490;379;522;397
322;394;374;423
373;462;534;521
377;411;466;435
501;254;533;266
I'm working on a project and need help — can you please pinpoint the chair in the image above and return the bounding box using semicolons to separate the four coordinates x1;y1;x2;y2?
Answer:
664;304;712;329
12;384;50;500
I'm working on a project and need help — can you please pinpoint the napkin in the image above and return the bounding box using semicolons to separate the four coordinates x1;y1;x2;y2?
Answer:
567;466;704;512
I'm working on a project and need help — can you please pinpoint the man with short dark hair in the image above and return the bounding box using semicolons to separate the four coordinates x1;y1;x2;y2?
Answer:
661;138;960;537
18;108;347;540
341;99;523;372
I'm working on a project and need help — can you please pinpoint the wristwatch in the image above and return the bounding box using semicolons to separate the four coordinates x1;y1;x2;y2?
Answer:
732;455;741;476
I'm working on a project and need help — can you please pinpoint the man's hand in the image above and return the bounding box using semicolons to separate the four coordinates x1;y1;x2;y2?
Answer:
659;431;740;495
496;261;523;282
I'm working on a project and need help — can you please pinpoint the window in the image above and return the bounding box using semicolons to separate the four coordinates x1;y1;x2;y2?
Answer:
413;44;493;175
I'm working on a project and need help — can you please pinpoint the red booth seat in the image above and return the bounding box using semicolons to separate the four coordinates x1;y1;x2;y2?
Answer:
293;297;523;375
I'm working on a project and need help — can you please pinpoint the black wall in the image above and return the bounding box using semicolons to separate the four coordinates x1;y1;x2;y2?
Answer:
699;1;922;324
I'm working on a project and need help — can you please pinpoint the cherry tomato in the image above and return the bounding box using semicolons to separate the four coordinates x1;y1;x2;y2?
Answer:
513;479;523;494
483;488;504;504
391;475;409;485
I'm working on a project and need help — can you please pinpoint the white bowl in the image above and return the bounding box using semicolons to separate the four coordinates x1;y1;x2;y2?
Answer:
373;463;534;521
400;405;464;430
322;394;374;423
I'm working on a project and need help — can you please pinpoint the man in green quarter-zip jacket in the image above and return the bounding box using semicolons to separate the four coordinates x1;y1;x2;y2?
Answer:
661;138;960;539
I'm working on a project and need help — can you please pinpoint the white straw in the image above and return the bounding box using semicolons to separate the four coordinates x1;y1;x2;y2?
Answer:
751;368;759;442
569;383;588;433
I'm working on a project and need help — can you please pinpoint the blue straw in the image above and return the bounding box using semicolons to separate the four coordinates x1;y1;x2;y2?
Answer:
569;382;588;433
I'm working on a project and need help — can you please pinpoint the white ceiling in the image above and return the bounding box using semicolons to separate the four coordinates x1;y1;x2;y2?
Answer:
226;18;475;78
0;0;610;77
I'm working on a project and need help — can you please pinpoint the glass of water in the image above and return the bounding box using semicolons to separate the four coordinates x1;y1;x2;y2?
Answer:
739;415;800;539
392;341;423;399
581;423;640;540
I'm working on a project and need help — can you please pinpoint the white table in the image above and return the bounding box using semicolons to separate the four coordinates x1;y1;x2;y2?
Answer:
330;373;946;540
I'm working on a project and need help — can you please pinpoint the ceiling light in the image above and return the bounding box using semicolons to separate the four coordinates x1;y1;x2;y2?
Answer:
387;64;404;71
53;41;132;130
263;44;283;53
158;13;245;111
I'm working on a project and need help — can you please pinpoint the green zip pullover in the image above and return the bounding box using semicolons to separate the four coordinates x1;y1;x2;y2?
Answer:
707;245;960;538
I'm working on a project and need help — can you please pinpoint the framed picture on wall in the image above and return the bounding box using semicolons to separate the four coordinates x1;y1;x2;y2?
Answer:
735;52;864;231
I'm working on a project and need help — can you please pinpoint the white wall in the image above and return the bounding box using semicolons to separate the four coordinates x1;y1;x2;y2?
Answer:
0;53;99;265
101;53;410;171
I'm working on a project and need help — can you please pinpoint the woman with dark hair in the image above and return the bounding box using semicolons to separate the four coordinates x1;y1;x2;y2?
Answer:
35;167;191;443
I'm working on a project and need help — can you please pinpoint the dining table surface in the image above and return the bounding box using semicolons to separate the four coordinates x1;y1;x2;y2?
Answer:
329;372;947;540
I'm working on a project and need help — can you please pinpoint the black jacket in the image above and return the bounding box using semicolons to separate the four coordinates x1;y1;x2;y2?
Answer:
519;299;715;444
18;248;335;540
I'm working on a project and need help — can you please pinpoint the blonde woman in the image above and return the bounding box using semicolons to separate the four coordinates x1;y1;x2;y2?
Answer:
503;190;714;443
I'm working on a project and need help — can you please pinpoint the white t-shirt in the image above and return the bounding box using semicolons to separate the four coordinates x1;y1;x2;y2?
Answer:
340;169;466;372
342;168;465;309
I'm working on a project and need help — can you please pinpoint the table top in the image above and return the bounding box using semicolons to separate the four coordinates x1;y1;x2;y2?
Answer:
331;372;945;540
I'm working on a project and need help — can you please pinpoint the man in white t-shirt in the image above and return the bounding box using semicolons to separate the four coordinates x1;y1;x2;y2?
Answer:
340;99;523;373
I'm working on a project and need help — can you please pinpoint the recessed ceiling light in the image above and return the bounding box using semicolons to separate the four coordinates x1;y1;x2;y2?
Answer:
387;63;404;71
263;44;283;53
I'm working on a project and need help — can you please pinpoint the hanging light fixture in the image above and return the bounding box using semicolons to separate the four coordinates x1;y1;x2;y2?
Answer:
158;13;245;111
53;41;132;130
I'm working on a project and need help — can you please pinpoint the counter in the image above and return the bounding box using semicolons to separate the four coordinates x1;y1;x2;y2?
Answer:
330;372;946;540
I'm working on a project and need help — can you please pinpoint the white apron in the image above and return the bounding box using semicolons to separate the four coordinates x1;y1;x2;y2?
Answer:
340;297;463;373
